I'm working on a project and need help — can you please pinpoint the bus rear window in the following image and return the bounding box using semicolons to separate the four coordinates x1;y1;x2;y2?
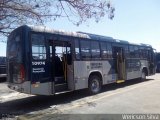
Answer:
32;34;46;60
7;34;21;60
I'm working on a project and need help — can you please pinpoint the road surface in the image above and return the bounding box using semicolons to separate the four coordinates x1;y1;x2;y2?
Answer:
0;74;160;120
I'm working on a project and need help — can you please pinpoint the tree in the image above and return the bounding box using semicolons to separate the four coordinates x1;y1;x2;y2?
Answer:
0;0;115;37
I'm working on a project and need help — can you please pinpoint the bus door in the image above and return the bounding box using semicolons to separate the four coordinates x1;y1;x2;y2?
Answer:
148;49;156;74
113;47;126;83
49;40;73;93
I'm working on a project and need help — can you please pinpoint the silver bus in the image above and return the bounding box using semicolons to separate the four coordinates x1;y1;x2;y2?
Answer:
7;25;156;95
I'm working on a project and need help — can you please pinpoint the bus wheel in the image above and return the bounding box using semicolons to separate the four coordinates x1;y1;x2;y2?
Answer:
141;70;146;81
88;75;102;95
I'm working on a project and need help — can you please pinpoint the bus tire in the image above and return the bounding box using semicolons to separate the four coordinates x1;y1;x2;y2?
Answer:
88;75;102;95
141;70;146;81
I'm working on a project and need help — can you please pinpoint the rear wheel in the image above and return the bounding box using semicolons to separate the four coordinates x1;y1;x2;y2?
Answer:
88;75;102;95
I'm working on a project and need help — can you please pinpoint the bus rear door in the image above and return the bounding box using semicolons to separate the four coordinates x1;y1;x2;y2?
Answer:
113;47;126;83
49;40;74;93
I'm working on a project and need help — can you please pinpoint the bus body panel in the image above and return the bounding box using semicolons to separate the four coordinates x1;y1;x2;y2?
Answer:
102;60;117;84
74;60;117;90
140;60;148;69
125;59;141;80
126;71;141;80
30;82;52;95
74;61;90;90
67;64;75;91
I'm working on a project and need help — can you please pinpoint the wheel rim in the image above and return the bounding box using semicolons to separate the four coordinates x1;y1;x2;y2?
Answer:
91;79;100;93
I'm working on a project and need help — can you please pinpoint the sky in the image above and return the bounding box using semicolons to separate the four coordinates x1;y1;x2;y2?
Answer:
0;0;160;56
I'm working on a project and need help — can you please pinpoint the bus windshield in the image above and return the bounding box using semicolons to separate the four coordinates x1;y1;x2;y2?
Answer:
7;33;22;61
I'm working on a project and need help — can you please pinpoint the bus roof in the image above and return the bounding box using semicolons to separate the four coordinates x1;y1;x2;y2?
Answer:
19;25;153;48
26;25;91;39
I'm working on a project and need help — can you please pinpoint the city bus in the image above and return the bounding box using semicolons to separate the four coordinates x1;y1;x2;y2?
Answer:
7;25;156;95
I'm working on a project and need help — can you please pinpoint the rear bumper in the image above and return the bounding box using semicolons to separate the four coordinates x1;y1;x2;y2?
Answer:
7;81;53;95
8;81;31;94
8;83;23;92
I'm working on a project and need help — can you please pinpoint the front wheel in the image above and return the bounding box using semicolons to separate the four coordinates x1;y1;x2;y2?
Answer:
88;75;102;95
141;70;146;81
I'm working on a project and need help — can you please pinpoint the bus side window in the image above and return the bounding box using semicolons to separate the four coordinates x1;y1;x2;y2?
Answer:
142;48;147;58
74;40;80;60
129;45;134;58
125;46;129;58
91;41;100;59
80;40;91;59
134;46;139;58
139;47;143;58
100;42;107;59
144;48;146;58
148;49;153;61
107;43;112;58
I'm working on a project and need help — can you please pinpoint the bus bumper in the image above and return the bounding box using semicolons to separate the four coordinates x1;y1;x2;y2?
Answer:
8;81;31;94
8;81;53;95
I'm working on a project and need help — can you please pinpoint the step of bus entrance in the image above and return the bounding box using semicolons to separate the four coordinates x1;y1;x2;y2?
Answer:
54;77;66;84
55;83;68;92
116;80;125;83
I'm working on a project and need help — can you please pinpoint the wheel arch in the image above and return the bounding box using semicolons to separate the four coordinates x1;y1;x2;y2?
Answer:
88;71;103;85
142;67;148;76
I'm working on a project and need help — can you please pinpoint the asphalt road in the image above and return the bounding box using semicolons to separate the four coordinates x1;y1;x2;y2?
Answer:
0;74;160;120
